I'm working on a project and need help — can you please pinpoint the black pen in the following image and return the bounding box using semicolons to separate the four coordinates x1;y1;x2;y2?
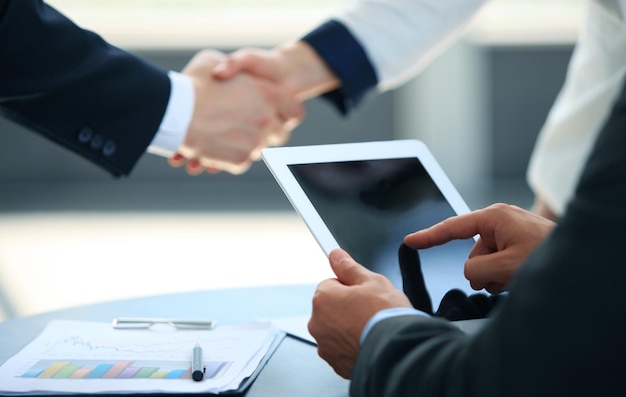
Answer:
192;343;204;381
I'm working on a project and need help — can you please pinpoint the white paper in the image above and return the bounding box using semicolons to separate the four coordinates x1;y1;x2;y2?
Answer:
0;320;281;395
269;315;316;345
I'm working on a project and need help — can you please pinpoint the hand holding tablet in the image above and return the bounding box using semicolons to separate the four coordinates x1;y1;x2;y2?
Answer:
262;139;480;308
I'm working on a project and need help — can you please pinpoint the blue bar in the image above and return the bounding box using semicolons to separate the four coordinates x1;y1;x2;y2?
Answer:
85;364;113;379
164;369;186;379
22;368;44;378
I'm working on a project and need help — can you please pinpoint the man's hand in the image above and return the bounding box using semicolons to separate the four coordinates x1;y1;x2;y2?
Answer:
212;41;341;101
404;203;556;293
171;49;305;175
308;248;412;379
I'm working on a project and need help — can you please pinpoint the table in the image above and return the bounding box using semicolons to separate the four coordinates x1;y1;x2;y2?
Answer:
0;284;485;396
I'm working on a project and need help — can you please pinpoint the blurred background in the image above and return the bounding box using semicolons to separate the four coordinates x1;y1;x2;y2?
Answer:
0;0;581;321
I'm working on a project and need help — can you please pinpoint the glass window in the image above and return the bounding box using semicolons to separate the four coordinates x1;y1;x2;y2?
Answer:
45;0;582;48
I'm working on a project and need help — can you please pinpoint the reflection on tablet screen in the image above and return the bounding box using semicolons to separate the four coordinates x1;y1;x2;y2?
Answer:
288;158;476;307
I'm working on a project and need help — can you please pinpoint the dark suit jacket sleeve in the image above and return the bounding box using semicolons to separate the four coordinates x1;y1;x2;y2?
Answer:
0;0;171;177
301;20;378;115
350;82;626;396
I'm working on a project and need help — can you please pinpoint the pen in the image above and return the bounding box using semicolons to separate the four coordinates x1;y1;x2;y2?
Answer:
192;343;204;381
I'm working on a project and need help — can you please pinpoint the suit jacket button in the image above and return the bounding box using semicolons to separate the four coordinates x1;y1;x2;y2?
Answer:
102;140;116;156
78;127;93;143
90;134;104;150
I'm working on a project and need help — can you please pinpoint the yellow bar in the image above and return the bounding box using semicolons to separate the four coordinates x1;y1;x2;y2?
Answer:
150;371;168;379
38;362;70;378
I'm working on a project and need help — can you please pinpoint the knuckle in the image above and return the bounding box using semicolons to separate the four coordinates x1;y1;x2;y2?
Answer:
311;291;324;309
306;320;317;338
489;202;513;213
234;154;252;166
317;347;331;362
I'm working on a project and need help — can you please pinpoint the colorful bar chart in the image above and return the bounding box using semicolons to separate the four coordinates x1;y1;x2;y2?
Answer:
21;360;228;380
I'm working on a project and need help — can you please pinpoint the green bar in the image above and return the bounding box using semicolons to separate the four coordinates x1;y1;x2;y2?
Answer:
133;367;158;378
52;364;82;379
38;362;70;378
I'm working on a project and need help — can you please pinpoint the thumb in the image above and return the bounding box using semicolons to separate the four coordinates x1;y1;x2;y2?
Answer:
213;50;268;80
464;249;514;291
184;49;227;75
212;57;239;80
216;50;284;83
328;249;371;286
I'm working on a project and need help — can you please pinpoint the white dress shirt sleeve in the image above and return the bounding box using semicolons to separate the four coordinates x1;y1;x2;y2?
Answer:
335;0;487;91
526;0;626;216
147;71;194;157
360;307;428;345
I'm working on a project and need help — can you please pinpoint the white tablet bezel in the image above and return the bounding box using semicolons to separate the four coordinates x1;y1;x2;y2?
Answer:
262;139;471;257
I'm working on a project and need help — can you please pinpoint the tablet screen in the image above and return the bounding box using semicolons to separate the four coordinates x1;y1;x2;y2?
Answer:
288;157;475;306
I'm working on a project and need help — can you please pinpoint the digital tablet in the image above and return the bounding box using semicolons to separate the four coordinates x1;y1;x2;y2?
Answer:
262;139;477;307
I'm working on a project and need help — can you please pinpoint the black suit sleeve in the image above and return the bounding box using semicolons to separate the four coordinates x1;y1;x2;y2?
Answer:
0;0;171;176
351;80;626;396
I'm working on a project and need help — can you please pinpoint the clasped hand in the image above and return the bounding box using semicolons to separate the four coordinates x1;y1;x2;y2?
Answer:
170;43;339;174
169;49;306;175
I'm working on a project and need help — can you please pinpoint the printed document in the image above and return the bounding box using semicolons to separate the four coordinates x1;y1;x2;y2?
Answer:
0;320;282;395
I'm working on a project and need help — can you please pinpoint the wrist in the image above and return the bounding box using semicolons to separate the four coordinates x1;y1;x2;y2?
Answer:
531;196;559;221
276;41;340;101
147;71;193;157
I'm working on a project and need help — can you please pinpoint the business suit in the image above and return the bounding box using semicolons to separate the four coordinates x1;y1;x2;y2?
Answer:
0;0;170;176
350;82;626;395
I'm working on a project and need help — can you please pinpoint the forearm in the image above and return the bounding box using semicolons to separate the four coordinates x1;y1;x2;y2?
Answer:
352;315;471;397
333;0;486;90
296;0;486;114
273;41;341;101
530;196;559;221
0;0;170;176
300;19;377;113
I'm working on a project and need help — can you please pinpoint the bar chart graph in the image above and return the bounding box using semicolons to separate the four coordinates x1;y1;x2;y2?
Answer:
21;359;228;380
0;320;281;394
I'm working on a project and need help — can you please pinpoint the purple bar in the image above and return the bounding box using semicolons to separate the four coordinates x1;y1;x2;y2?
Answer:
118;367;140;379
204;362;226;379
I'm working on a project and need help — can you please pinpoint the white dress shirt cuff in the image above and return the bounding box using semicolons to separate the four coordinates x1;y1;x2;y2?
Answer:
360;307;428;346
147;71;194;157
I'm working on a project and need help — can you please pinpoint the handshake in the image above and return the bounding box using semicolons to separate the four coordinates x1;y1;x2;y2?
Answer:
168;42;341;175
